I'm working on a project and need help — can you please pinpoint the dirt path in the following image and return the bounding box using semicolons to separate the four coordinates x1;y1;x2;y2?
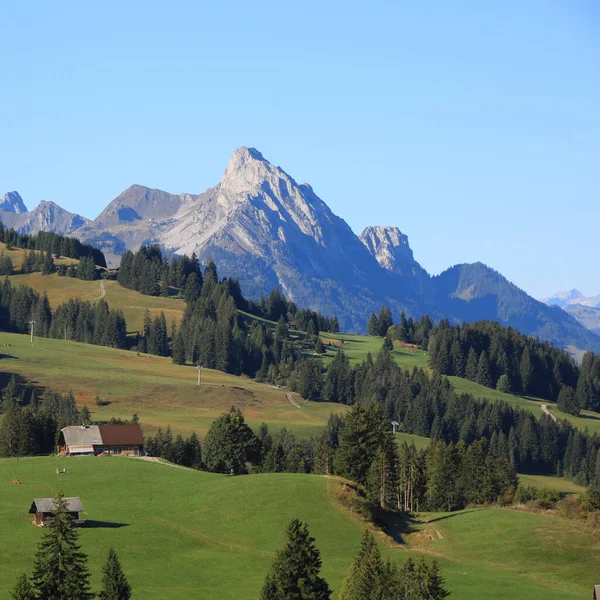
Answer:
128;456;188;469
286;393;301;408
541;404;558;423
94;281;106;301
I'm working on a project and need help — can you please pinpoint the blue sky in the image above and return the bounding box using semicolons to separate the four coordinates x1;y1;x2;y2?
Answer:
1;1;598;298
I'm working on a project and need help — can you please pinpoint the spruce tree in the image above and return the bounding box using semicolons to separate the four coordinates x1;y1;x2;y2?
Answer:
557;386;580;416
172;330;186;364
340;530;388;600
367;313;379;337
99;547;132;600
476;351;493;388
260;519;331;600
465;347;478;381
10;573;34;600
31;492;94;600
496;373;511;393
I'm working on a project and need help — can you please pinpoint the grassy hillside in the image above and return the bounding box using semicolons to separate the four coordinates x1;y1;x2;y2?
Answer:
0;333;345;438
0;457;597;600
7;273;186;332
0;242;78;270
320;332;430;369
5;263;600;434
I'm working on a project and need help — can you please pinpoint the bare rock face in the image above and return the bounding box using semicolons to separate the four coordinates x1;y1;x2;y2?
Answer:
359;225;426;277
17;201;89;235
72;184;198;266
0;193;88;235
0;191;28;215
159;147;397;327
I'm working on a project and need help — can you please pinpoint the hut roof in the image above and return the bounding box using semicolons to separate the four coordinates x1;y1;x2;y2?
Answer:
61;425;102;447
98;424;144;445
29;497;84;514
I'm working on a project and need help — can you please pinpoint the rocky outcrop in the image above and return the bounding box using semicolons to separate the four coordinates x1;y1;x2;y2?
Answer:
0;191;28;214
359;226;427;278
0;194;88;235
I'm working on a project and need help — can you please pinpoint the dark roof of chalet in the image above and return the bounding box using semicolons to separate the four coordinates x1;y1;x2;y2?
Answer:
98;424;144;446
29;497;84;514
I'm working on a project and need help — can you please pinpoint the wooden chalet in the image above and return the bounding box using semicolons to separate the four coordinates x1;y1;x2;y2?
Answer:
29;497;85;527
57;424;144;456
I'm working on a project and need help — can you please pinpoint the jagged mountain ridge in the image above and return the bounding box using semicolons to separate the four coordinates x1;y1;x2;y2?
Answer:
3;147;600;351
542;289;600;309
0;193;89;236
359;225;428;278
0;191;28;214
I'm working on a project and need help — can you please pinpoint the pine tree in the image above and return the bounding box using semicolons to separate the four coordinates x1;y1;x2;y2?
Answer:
99;547;132;600
377;306;393;337
10;573;34;600
260;519;331;600
496;373;511;393
476;351;493;388
172;330;186;364
557;386;580;416
520;348;534;394
367;313;379;337
31;492;94;600
340;530;387;600
465;347;478;381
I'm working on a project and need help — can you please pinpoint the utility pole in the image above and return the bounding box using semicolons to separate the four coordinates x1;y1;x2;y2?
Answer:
196;364;203;386
29;320;35;343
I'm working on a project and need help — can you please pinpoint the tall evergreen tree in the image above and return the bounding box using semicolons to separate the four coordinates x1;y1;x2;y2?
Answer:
31;492;94;600
476;350;493;388
260;519;331;600
340;531;389;600
99;547;132;600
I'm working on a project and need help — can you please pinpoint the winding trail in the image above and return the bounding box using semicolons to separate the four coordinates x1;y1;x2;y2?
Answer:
541;404;558;423
94;281;106;301
286;393;301;408
128;456;188;469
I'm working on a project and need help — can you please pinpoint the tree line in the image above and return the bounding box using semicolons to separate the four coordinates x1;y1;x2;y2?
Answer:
146;403;518;513
0;279;127;348
0;220;106;268
313;341;600;487
367;306;433;348
427;319;600;415
0;382;91;457
118;244;339;332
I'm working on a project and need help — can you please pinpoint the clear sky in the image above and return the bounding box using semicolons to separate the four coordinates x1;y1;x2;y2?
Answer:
1;1;598;299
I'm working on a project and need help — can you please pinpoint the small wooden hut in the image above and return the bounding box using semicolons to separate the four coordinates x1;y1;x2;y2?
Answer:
594;585;600;600
29;497;85;527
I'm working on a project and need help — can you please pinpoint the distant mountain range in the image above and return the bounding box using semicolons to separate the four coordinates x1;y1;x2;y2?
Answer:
0;191;89;236
541;290;600;338
3;148;600;352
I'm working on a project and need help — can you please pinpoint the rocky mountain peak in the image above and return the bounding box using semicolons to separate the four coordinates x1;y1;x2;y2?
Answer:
360;225;425;277
0;191;28;214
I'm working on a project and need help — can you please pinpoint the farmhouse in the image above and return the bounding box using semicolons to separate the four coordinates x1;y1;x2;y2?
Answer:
595;585;600;600
57;424;144;456
29;497;84;527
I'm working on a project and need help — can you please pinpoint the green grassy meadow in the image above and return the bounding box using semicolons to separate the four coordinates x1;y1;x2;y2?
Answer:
0;333;345;438
0;457;597;600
